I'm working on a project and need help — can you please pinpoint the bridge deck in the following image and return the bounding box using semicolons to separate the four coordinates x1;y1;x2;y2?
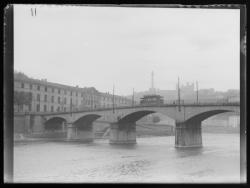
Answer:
15;103;240;116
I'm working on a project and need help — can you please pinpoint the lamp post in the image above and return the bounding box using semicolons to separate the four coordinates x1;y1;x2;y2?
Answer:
112;84;115;113
132;88;134;107
91;91;93;110
196;81;199;104
70;96;72;117
178;77;181;112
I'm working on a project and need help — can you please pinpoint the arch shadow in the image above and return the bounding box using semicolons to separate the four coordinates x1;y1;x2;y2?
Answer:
44;117;67;131
118;110;156;124
186;110;234;125
73;114;101;130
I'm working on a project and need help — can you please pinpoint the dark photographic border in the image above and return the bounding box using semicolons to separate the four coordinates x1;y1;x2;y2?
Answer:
3;3;247;184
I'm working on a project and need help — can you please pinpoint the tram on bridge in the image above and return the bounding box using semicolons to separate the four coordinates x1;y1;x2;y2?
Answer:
140;94;164;106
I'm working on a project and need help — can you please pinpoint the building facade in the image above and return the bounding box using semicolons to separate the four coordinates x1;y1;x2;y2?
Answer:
99;92;132;108
14;72;132;113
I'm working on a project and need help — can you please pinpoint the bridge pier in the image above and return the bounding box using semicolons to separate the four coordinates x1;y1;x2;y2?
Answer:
67;123;76;140
62;121;66;132
67;122;94;142
109;123;136;144
175;121;202;148
24;114;31;133
32;115;45;133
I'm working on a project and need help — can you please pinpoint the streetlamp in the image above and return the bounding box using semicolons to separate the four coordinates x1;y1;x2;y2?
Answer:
112;84;115;113
132;88;135;107
178;77;181;112
196;81;199;104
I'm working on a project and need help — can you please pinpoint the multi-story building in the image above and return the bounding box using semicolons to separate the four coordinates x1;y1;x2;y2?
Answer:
99;92;133;108
179;82;195;94
14;72;132;113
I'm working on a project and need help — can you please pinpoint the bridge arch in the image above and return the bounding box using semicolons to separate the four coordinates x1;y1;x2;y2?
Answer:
73;114;101;130
118;110;156;124
44;117;67;131
175;109;239;147
185;110;235;125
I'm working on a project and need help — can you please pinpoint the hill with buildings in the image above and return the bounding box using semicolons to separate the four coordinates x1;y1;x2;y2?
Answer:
126;82;239;104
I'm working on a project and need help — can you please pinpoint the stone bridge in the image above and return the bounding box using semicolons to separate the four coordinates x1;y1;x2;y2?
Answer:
17;103;240;147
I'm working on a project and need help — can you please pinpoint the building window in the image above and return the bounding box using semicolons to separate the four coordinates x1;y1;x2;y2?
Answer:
71;91;72;96
44;105;47;112
36;104;40;112
44;95;47;102
57;107;60;112
76;92;78;97
29;104;32;111
37;94;40;101
37;85;40;91
64;98;67;104
51;96;54;103
58;89;60;94
45;86;47;92
20;105;23;112
64;107;66;112
21;83;24;88
52;88;54;93
64;90;66;95
30;84;32;89
51;106;54;112
58;97;60;103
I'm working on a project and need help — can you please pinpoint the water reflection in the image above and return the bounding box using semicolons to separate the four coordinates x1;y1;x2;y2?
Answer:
175;147;204;158
109;143;138;150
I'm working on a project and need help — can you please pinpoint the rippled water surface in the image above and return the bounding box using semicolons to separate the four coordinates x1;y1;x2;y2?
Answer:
14;133;240;183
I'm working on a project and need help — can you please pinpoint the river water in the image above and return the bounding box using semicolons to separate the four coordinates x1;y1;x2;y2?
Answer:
14;133;240;183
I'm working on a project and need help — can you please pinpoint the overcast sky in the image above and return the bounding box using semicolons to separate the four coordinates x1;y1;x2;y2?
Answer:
14;5;240;95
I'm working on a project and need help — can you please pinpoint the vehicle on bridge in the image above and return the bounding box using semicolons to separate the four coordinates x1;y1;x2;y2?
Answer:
140;94;164;106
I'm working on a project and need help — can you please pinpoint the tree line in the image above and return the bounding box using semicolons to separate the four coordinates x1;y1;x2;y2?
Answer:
14;91;32;112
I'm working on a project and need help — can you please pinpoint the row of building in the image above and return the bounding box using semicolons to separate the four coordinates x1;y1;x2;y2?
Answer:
133;82;240;104
14;72;133;113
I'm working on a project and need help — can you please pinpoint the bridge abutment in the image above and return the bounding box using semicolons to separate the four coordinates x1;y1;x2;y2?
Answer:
67;122;94;142
62;121;66;132
32;115;45;133
175;121;202;148
109;123;136;144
